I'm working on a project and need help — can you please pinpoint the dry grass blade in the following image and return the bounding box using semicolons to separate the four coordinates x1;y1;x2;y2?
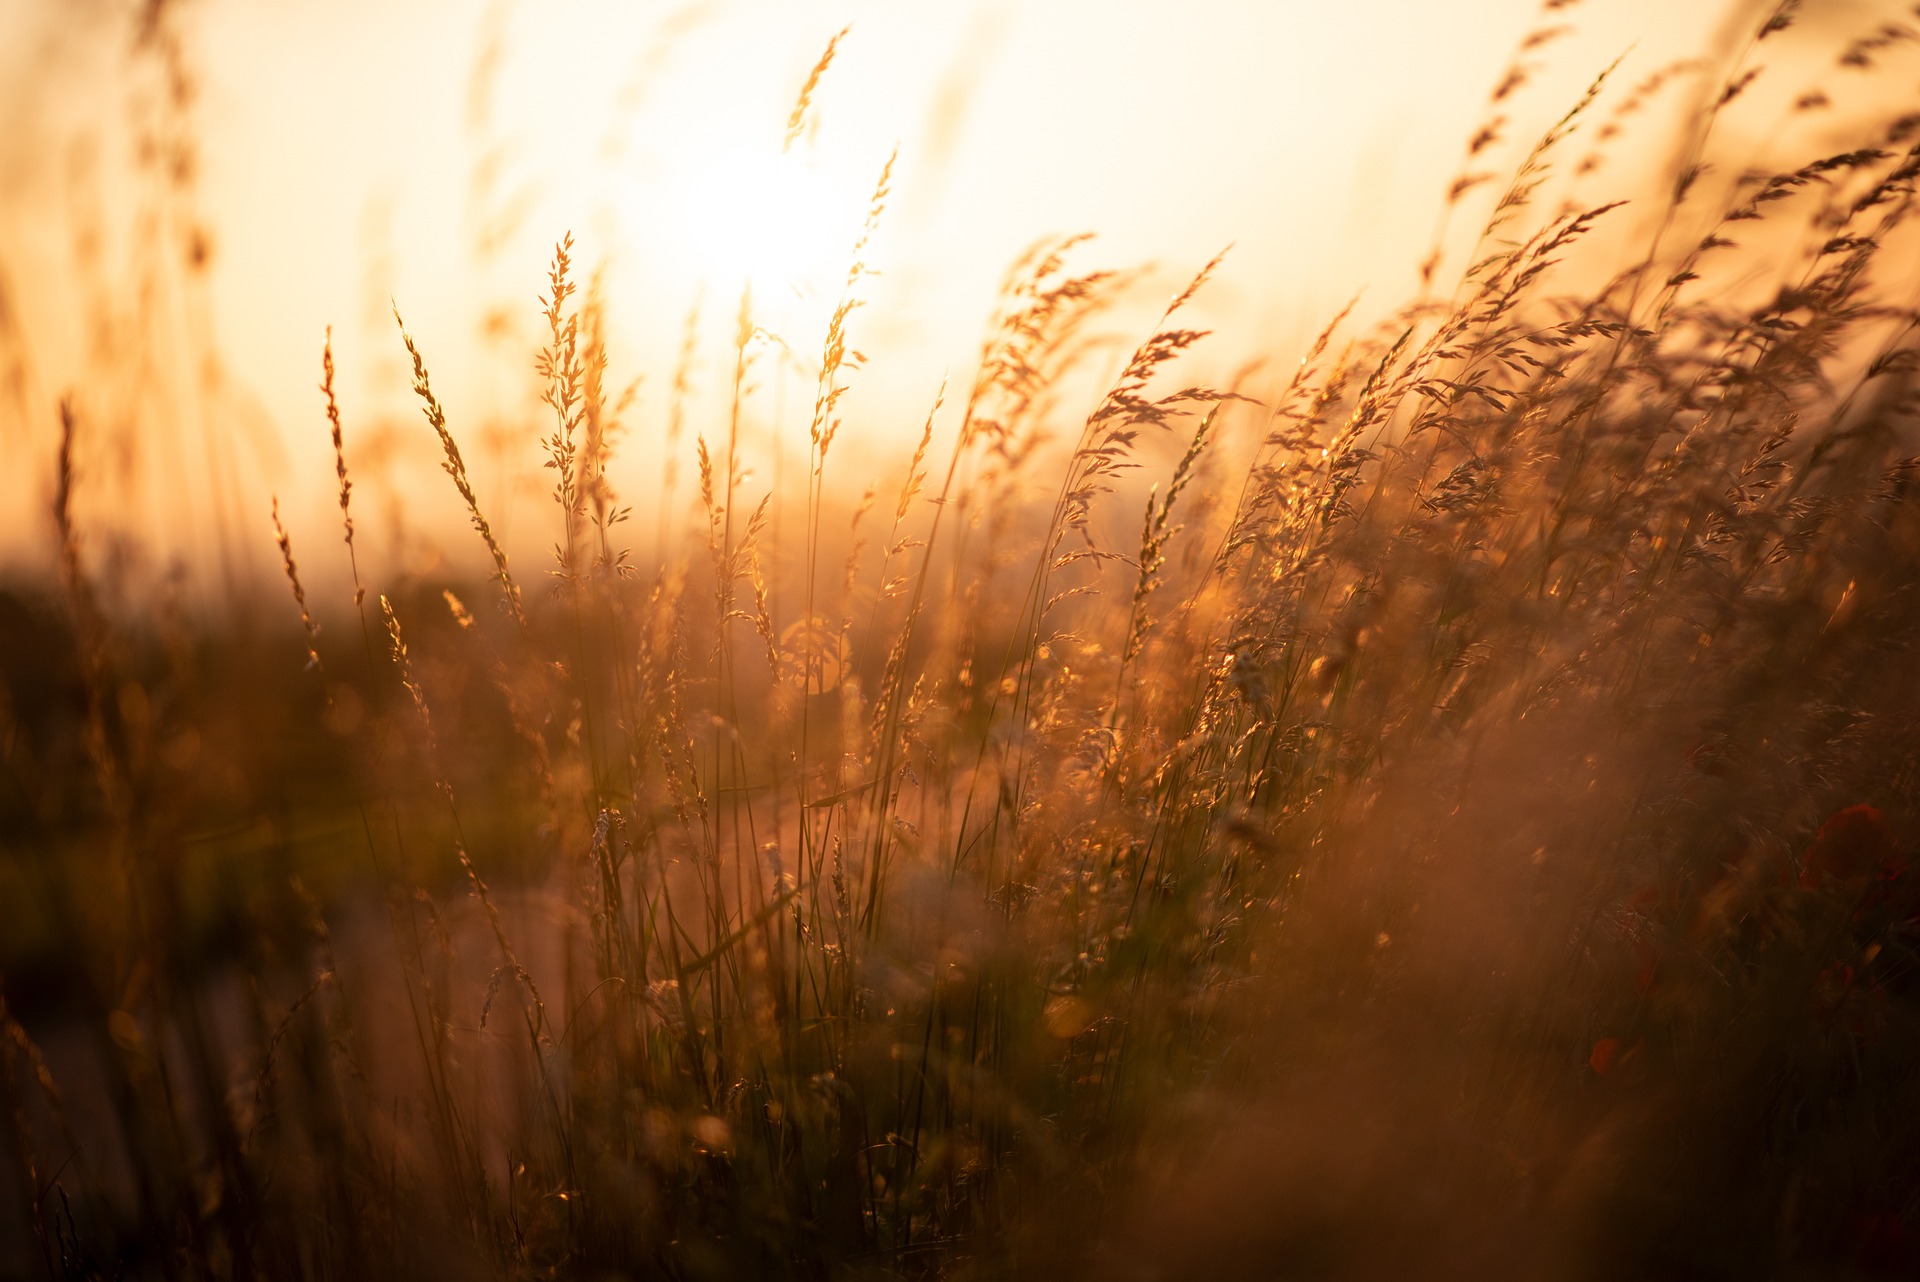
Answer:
270;496;322;674
784;25;850;153
394;302;526;626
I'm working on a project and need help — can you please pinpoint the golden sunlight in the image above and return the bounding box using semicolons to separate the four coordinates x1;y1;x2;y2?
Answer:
0;0;1745;571
662;142;862;295
6;2;1920;1278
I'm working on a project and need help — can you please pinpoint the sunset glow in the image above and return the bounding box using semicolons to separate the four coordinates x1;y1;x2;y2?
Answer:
663;143;861;294
5;2;1920;1276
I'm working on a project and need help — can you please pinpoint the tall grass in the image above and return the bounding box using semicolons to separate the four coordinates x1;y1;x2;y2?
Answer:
5;3;1920;1279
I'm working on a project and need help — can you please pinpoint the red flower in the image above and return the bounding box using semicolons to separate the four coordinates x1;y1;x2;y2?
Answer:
1589;1037;1622;1075
1801;804;1891;889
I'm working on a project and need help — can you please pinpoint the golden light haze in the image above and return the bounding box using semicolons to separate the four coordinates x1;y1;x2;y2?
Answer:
0;0;1807;592
9;4;1920;1273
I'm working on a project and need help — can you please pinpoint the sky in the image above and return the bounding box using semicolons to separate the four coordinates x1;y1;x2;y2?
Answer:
0;0;1841;596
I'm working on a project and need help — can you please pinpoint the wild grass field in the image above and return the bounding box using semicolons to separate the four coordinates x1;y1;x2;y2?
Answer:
4;1;1920;1278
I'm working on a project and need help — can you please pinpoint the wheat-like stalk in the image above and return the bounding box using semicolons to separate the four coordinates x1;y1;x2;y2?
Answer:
395;303;526;626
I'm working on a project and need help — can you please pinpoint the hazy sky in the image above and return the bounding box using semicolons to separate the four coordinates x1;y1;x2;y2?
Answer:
0;0;1829;589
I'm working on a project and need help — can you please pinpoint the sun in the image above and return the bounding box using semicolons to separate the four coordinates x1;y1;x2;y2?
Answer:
667;143;861;296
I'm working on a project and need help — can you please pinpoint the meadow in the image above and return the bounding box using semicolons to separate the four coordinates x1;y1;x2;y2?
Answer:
3;2;1920;1278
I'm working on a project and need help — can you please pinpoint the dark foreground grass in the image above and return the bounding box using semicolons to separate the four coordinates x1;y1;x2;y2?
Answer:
5;4;1920;1279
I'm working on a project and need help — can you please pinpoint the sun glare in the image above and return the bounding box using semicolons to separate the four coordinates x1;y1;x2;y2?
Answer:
667;144;859;295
